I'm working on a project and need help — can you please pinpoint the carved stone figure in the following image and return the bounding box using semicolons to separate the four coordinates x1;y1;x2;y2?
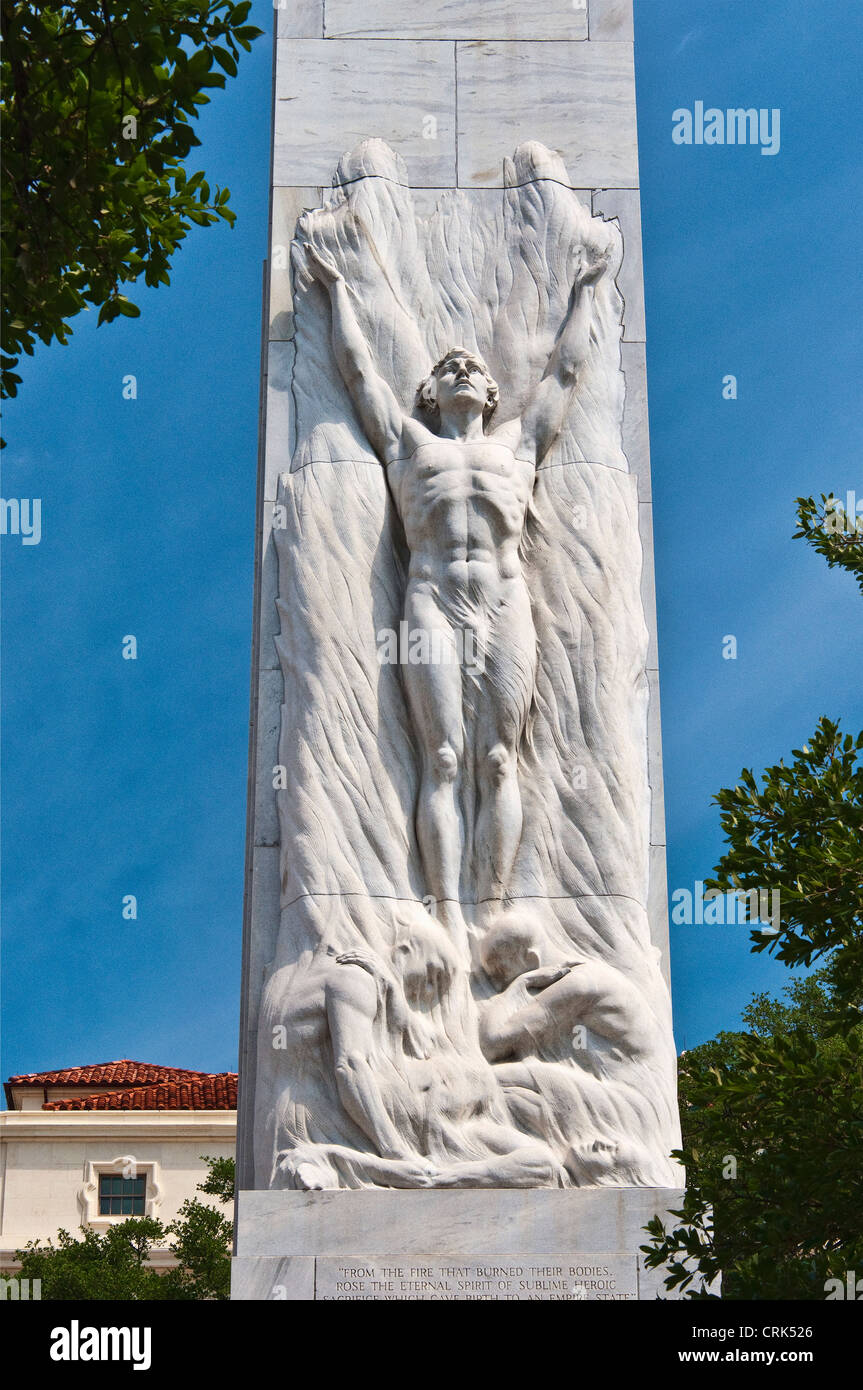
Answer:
255;139;680;1192
305;236;609;946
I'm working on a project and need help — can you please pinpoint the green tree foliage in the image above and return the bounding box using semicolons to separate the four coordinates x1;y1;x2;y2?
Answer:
643;503;863;1299
14;1155;235;1300
14;1218;171;1300
644;970;863;1299
161;1154;234;1300
708;718;863;1021
794;493;863;595
1;0;262;399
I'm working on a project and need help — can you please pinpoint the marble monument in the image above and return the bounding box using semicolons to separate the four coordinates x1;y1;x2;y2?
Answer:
234;0;683;1301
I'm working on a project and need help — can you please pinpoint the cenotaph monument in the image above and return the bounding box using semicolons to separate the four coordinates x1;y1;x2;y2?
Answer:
233;0;684;1300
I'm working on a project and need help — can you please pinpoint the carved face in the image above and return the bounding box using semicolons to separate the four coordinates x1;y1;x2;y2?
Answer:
417;348;499;425
391;912;458;1005
480;919;542;988
436;353;490;411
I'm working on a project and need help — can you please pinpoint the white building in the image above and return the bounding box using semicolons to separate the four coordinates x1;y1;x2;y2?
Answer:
0;1060;236;1272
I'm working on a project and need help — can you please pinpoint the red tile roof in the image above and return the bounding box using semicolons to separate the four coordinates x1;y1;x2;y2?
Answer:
43;1074;238;1112
7;1060;216;1089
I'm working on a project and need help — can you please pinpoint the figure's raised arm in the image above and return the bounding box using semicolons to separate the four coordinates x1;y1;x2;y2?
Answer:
519;246;610;464
304;243;404;460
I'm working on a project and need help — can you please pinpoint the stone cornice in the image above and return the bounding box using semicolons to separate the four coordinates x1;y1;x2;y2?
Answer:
0;1111;236;1142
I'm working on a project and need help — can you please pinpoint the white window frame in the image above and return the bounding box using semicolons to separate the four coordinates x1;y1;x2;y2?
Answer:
78;1157;163;1229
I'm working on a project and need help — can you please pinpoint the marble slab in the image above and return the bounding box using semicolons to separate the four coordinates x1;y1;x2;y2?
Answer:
456;41;638;188
315;1254;636;1300
649;842;671;982
646;665;666;849
270;187;322;340
276;1;324;39
325;0;587;41
256;497;280;672
236;1187;686;1259
264;339;295;502
621;340;651;501
640;500;659;671
589;0;634;42
231;1255;315;1300
274;40;456;187
236;844;281;1187
253;667;282;847
593;188;645;341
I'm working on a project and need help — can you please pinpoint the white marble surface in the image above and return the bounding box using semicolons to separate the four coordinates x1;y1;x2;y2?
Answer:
276;0;323;39
315;1253;637;1300
250;143;678;1195
264;340;294;502
274;40;456;187
646;666;666;850
270;188;322;340
231;1255;315;1300
253;668;283;847
592;188;645;341
241;0;678;1202
255;499;280;672
237;1187;685;1259
236;845;282;1186
590;0;634;42
325;0;588;41
639;499;659;670
649;844;671;985
621;340;651;500
457;42;638;188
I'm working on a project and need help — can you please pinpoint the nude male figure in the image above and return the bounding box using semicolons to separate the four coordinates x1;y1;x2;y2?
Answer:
478;917;657;1065
306;236;609;939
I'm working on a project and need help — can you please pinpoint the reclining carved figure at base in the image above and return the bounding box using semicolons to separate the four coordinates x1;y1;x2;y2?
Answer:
255;139;681;1191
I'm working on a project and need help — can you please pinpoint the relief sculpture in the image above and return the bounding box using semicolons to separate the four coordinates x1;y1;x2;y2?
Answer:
254;138;680;1190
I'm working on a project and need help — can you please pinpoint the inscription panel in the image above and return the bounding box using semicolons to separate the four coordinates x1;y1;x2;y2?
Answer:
316;1255;637;1301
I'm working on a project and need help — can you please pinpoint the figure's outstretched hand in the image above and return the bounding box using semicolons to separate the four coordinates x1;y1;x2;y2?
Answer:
572;244;611;289
336;947;390;980
304;241;343;288
523;963;575;991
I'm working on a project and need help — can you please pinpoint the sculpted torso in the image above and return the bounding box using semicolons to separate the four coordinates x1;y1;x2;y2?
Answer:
388;429;534;587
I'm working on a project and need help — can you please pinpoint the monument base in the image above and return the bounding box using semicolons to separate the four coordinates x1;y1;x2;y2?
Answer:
231;1188;684;1301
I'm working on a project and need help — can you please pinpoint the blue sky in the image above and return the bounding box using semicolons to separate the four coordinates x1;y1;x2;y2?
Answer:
2;0;861;1084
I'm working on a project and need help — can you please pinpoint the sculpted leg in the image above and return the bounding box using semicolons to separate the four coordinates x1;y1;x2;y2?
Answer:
475;740;522;923
473;582;537;926
417;738;465;931
402;591;469;939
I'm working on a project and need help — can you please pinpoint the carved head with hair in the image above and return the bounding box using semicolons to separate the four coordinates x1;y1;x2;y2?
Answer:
391;905;461;1007
480;916;544;988
416;348;500;429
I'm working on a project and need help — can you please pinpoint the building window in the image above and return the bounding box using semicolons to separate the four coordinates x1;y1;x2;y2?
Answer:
80;1160;163;1229
98;1173;146;1216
